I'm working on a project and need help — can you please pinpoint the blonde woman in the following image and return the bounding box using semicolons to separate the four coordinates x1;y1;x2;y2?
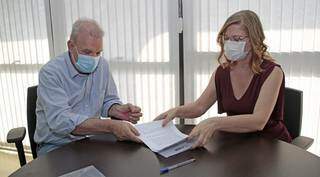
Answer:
155;10;292;148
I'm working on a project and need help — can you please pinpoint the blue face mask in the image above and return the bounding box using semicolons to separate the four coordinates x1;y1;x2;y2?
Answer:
74;51;100;74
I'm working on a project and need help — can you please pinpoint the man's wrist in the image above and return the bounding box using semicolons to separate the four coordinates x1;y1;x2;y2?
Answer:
108;103;121;117
104;119;116;133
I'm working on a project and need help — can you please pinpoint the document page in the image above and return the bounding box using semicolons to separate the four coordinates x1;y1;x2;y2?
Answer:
58;165;106;177
158;138;194;158
135;120;187;152
135;120;192;157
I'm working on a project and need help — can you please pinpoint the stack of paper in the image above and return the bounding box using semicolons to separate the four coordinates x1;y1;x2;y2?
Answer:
135;120;194;158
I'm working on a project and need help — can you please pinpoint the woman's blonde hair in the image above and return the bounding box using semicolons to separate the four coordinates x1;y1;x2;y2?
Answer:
217;10;273;74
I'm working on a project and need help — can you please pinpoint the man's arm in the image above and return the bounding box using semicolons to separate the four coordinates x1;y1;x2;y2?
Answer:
38;68;141;142
38;68;90;136
71;118;111;135
100;62;122;118
100;61;142;124
72;118;141;142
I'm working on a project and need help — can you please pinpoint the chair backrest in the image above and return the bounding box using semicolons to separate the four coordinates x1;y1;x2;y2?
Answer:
284;87;303;139
27;86;38;159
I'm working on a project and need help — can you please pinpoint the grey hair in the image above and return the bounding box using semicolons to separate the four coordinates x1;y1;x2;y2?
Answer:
70;18;104;41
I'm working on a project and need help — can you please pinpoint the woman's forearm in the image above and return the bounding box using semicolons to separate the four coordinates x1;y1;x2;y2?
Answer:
176;102;208;119
211;114;267;133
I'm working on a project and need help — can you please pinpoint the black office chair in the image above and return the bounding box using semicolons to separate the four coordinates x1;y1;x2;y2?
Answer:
6;86;38;166
284;87;314;150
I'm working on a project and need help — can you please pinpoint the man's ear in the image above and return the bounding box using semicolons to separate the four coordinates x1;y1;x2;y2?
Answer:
67;40;77;64
67;40;73;50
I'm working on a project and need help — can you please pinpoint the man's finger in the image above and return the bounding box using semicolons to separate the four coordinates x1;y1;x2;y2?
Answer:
130;116;140;120
131;135;142;143
120;104;131;112
129;125;140;136
130;113;143;117
132;106;141;113
127;130;142;142
128;104;141;113
130;117;140;122
117;134;125;141
130;120;138;124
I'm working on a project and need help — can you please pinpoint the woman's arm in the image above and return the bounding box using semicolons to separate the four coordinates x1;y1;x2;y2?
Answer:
189;66;283;147
156;71;218;126
179;71;218;118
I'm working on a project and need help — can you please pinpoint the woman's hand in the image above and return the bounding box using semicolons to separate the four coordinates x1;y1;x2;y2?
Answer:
154;107;180;127
188;118;217;148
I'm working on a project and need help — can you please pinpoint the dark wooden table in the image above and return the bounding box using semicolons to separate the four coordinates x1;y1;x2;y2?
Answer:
10;125;320;177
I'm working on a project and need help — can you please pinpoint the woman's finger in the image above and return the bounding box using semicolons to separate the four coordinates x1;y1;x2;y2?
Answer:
192;133;205;149
162;116;172;127
154;113;166;121
189;126;200;139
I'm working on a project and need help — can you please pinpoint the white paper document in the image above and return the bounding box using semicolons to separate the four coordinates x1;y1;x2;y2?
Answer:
135;120;194;158
58;165;106;177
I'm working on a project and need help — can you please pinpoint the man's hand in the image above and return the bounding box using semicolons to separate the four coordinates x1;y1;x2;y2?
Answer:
109;120;142;142
109;103;142;124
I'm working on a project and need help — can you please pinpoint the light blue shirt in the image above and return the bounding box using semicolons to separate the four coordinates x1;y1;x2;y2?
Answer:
34;52;122;155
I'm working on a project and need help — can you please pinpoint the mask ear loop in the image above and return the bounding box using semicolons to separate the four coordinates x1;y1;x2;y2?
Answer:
70;45;79;63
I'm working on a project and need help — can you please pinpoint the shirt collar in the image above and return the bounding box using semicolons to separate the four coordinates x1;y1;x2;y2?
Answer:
65;51;79;78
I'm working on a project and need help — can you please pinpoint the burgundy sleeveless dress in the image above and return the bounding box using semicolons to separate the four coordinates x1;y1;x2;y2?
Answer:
215;60;292;142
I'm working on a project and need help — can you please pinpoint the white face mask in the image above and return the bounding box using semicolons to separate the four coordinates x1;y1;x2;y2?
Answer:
223;40;248;61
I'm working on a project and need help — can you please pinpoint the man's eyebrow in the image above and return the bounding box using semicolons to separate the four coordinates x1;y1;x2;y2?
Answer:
80;48;92;52
79;48;103;54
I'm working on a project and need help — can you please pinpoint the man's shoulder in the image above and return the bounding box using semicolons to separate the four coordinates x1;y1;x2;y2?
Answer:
40;52;69;75
99;57;109;67
96;57;110;73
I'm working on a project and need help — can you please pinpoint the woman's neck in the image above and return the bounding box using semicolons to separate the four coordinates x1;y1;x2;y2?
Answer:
231;53;252;71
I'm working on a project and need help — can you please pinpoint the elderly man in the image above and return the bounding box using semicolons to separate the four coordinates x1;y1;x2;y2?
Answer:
34;18;142;155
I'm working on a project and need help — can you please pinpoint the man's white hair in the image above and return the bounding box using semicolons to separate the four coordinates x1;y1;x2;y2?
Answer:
70;18;104;41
